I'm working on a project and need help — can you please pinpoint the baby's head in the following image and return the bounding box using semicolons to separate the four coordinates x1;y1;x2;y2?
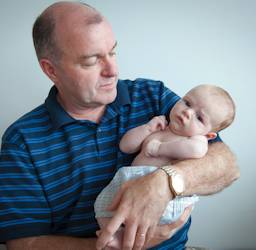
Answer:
169;84;235;138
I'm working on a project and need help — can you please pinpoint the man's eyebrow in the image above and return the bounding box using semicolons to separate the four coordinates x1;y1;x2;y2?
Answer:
112;41;118;50
79;41;118;60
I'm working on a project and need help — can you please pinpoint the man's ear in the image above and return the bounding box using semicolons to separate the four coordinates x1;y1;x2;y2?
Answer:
206;132;217;140
39;58;58;83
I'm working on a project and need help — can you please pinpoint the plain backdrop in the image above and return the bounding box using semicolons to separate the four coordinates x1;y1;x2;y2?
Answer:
0;1;255;250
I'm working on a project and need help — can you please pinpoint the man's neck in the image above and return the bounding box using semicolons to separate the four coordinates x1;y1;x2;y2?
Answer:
57;94;106;123
67;106;106;123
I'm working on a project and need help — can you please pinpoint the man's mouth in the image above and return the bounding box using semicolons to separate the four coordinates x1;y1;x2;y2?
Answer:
100;81;116;90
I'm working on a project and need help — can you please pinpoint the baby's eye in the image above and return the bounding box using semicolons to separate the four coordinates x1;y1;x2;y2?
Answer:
184;100;191;107
197;115;203;123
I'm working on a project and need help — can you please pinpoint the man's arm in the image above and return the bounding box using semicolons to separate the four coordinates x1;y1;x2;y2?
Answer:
174;141;240;195
96;141;239;250
7;236;97;250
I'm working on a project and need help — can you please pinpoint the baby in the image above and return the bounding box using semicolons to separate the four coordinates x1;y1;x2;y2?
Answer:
94;84;235;248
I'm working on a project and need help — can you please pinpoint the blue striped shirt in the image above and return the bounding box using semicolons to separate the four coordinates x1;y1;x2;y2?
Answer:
0;78;190;249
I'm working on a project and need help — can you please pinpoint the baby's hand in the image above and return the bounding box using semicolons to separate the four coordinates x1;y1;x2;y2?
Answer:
147;115;167;133
146;139;161;157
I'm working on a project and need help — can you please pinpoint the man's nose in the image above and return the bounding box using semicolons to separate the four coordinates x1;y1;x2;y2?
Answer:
101;56;118;77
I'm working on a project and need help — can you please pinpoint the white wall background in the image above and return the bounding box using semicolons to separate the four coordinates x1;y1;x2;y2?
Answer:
0;1;255;249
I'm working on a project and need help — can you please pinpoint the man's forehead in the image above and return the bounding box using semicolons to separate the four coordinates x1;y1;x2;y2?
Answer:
51;2;102;29
46;2;95;17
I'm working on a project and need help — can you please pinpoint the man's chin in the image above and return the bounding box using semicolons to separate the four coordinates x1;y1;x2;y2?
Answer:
103;90;117;105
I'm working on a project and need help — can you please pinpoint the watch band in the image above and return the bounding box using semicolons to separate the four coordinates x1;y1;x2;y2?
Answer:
160;165;184;198
161;165;177;177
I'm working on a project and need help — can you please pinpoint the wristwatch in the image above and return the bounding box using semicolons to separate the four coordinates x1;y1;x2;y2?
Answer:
160;166;185;198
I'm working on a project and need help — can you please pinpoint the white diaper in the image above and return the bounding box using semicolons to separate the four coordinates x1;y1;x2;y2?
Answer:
94;166;198;224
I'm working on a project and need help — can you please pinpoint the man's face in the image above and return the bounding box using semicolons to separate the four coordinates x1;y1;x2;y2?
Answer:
53;20;118;109
169;87;228;136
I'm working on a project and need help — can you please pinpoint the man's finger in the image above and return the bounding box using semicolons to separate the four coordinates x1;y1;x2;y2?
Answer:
96;212;125;250
159;205;193;233
122;222;137;250
133;225;149;250
144;225;155;246
175;206;192;228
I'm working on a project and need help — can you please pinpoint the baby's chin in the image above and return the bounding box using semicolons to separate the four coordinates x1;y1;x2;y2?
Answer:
169;123;183;134
169;123;191;137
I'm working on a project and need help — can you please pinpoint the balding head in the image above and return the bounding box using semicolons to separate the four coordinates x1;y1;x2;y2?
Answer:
32;1;103;62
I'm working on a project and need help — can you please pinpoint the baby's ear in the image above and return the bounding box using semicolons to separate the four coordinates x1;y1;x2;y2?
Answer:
206;132;217;140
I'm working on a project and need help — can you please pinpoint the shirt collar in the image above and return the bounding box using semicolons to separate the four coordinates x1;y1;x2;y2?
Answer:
111;79;131;112
44;86;75;130
44;80;131;130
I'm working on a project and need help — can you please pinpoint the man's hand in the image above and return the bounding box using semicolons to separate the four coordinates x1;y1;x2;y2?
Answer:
96;170;172;250
96;230;123;250
145;206;192;249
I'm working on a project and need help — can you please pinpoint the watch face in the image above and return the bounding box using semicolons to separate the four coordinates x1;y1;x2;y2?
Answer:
173;174;185;194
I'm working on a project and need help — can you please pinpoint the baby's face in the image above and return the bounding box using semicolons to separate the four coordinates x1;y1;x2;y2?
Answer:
169;86;228;136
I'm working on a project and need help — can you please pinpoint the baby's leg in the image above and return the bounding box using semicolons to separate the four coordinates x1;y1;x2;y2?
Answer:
97;217;124;249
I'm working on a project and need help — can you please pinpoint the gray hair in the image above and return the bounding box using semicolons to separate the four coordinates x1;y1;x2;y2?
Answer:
32;1;103;62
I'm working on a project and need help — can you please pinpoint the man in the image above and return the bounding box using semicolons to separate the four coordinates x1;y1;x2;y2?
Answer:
0;2;239;250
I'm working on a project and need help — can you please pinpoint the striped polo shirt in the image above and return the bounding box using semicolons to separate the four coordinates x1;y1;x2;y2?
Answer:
0;78;192;249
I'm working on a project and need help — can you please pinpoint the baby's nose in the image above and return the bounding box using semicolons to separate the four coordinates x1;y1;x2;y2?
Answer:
182;108;194;119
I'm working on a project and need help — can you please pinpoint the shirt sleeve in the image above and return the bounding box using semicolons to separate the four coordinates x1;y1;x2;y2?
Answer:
157;81;181;116
0;140;52;242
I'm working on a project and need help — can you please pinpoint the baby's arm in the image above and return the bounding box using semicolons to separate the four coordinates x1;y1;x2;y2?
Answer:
146;135;208;159
120;115;167;154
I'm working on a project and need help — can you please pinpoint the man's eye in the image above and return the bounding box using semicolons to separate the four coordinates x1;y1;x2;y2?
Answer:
82;57;98;67
109;51;116;57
